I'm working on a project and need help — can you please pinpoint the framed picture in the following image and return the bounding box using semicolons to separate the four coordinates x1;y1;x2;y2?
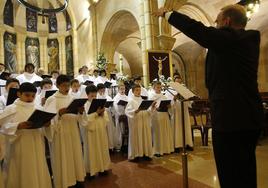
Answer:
147;50;173;83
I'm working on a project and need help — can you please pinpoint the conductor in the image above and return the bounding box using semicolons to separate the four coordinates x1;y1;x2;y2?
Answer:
155;4;264;188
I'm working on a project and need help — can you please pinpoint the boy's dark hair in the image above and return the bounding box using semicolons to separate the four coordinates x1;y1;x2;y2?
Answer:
70;79;79;86
99;69;106;76
5;78;19;87
86;85;98;94
93;69;98;73
153;81;162;87
18;82;37;93
133;76;142;82
97;83;105;91
78;68;83;74
40;78;53;89
132;84;141;91
24;63;35;71
56;75;70;85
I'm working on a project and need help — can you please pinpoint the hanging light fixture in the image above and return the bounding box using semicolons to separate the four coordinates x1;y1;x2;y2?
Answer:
17;0;68;24
238;0;260;18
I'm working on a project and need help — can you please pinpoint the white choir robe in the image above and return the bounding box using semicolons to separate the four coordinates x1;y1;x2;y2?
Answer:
165;90;193;148
149;91;174;155
94;76;108;85
113;93;128;150
125;96;153;159
50;78;58;90
79;101;111;175
16;72;42;84
97;94;116;149
79;85;87;98
0;99;52;188
76;74;94;84
0;79;6;96
128;86;148;99
0;91;7;113
69;90;81;98
43;91;85;188
34;89;47;109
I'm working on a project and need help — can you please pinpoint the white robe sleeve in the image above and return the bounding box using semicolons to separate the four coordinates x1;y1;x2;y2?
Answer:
125;101;136;119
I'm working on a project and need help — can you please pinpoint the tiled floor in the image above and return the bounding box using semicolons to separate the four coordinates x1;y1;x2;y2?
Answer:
85;136;268;188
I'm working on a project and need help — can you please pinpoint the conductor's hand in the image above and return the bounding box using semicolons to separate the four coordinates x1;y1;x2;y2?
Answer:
97;107;105;116
18;121;33;129
153;7;170;17
78;106;85;114
59;108;68;117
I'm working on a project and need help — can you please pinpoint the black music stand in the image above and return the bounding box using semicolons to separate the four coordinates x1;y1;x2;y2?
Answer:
166;82;198;188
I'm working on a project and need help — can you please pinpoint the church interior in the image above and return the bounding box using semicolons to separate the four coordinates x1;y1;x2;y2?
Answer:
0;0;268;188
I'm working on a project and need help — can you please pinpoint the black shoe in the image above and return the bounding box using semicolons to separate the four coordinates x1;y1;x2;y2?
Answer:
143;156;152;161
129;157;140;162
154;154;161;158
85;173;95;181
74;181;84;188
99;170;109;176
174;148;180;153
186;145;194;151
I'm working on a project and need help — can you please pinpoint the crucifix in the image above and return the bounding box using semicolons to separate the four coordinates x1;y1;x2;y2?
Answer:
153;55;168;77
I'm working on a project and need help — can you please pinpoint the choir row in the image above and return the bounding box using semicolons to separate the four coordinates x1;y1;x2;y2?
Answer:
0;64;193;188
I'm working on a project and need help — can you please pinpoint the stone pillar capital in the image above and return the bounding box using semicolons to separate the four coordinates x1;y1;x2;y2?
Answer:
157;34;176;51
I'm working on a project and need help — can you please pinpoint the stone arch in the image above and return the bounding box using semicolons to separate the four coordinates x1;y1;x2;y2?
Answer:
100;10;141;76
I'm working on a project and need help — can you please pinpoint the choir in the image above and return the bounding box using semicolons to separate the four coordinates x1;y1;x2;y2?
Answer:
0;63;194;188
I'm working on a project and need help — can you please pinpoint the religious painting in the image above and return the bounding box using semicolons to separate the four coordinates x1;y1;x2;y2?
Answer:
48;13;58;33
64;11;72;31
4;0;14;27
65;36;74;76
4;32;17;73
147;50;172;83
25;37;40;70
47;39;59;74
26;8;38;32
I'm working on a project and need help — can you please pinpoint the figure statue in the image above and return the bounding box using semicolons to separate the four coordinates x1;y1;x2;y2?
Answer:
153;55;168;77
4;34;17;73
48;41;59;74
26;39;39;69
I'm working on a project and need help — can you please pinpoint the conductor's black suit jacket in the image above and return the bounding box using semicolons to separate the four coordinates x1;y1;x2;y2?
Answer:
168;11;264;132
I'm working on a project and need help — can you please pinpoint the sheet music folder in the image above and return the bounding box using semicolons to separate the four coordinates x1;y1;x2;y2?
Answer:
6;88;18;106
169;82;196;100
105;101;113;108
66;98;88;114
104;81;112;88
157;100;171;112
117;100;128;106
45;90;57;98
138;100;154;111
27;110;56;129
88;99;107;114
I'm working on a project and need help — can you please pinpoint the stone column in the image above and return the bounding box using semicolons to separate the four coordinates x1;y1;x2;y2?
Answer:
89;5;98;64
59;36;66;74
72;30;79;75
40;37;48;73
0;29;4;66
16;33;26;73
39;37;47;73
140;0;160;87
